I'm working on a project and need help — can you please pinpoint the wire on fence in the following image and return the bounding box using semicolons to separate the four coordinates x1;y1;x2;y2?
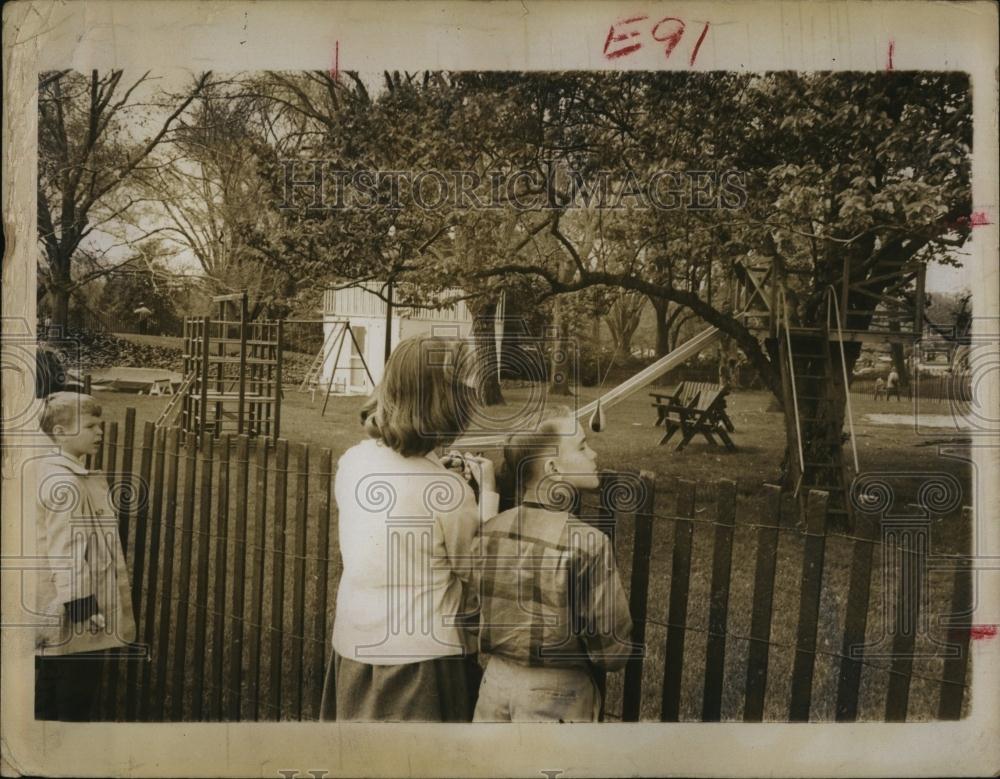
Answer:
133;513;343;567
98;420;971;723
580;499;972;562
156;590;329;647
639;616;969;690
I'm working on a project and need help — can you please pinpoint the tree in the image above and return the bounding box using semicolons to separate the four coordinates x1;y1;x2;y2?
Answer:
231;70;972;480
440;71;972;496
249;71;566;404
37;70;211;326
131;83;304;318
97;243;183;334
924;289;972;340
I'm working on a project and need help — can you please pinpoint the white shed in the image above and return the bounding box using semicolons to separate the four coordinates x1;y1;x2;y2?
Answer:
320;282;474;394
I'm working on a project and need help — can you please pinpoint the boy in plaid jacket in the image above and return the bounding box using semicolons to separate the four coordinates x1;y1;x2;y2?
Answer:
471;409;633;722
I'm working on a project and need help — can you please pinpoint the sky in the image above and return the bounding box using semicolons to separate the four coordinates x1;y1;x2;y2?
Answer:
924;252;973;294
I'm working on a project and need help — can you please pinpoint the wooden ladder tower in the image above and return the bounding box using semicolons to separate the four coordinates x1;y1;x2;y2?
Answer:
738;257;927;530
775;328;857;526
179;292;283;441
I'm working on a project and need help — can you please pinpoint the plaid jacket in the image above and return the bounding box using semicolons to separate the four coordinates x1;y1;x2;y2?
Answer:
472;503;634;672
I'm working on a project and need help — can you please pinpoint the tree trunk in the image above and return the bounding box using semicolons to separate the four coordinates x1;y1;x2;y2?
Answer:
890;344;910;392
777;334;862;516
606;293;643;359
889;319;911;394
50;285;70;329
616;330;635;360
668;311;691;353
43;248;74;329
472;301;505;406
549;298;572;396
651;297;670;358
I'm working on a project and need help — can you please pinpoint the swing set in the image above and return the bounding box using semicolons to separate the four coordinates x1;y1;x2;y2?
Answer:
297;319;375;416
468;256;927;528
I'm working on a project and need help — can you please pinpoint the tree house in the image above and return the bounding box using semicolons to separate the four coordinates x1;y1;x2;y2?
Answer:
734;258;927;527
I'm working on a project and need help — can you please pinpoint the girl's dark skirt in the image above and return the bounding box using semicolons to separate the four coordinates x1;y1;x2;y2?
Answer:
320;652;483;722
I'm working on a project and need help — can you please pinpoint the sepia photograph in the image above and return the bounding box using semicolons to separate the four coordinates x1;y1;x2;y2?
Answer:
3;1;998;777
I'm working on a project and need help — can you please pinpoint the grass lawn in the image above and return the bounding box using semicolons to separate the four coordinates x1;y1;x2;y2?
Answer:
92;381;972;722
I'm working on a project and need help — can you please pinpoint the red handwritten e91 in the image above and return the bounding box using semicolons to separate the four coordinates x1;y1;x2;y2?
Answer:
604;15;710;65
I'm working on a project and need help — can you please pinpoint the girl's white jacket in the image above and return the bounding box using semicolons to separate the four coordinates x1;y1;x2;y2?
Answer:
332;438;498;665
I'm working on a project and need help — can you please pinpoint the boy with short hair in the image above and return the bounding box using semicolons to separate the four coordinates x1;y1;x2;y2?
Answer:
472;409;634;722
33;392;136;720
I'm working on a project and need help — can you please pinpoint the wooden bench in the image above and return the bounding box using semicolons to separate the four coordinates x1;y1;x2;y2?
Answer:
650;381;737;451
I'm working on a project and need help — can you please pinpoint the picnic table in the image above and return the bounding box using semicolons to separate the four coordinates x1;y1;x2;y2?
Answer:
650;381;737;451
88;367;184;395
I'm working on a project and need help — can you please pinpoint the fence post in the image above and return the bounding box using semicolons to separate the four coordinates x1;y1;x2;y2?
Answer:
884;515;929;722
291;443;309;720
170;431;199;720
312;448;334;720
139;427;167;721
191;433;214;720
94;419;107;471
229;436;251;721
104;421;120;486
660;479;695;722
125;421;154;720
200;315;211;435
153;428;181;720
743;484;782;721
136;425;166;721
212;435;231;721
105;407;135;720
274;320;284;442
237;299;248;435
938;506;973;719
96;419;118;720
621;470;655;722
269;439;290;720
118;409;137;549
788;489;829;722
182;319;192;432
702;479;737;721
835;497;878;721
590;471;621;721
248;438;269;721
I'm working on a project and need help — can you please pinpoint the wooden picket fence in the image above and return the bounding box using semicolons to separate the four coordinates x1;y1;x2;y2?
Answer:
91;408;972;722
90;409;333;721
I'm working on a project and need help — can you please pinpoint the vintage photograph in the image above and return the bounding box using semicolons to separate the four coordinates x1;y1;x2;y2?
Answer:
3;1;999;777
27;65;979;725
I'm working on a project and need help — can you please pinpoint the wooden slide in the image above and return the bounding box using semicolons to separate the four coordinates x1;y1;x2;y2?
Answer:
575;324;722;419
460;324;723;448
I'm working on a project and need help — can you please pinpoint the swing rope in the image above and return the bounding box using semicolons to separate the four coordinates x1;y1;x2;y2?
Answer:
779;288;806;497
827;285;860;473
588;321;626;432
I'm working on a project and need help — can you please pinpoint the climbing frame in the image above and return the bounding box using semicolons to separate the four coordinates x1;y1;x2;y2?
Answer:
179;292;283;441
